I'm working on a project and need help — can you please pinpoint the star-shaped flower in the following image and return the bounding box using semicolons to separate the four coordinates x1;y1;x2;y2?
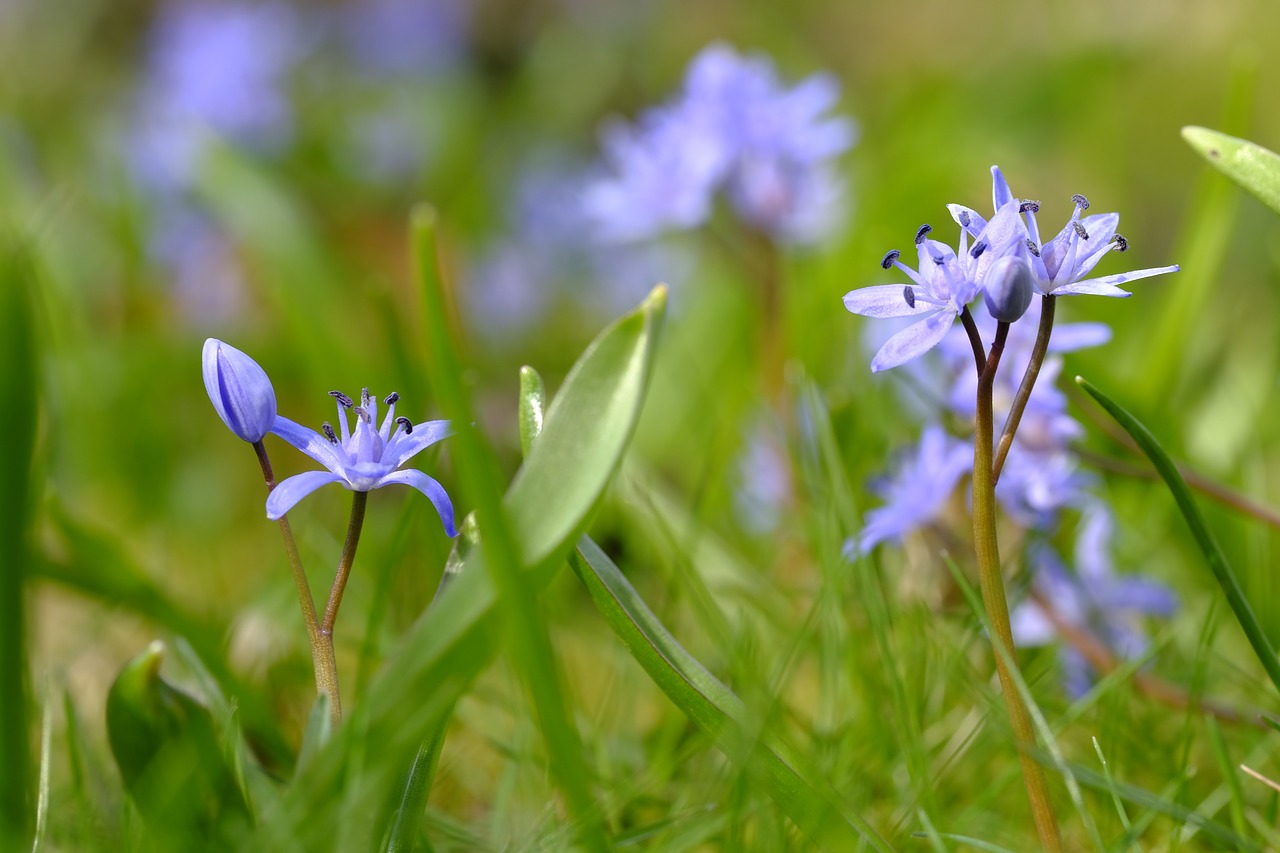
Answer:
267;387;456;535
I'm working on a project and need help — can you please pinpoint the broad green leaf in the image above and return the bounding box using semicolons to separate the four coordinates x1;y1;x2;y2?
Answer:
255;245;667;850
106;642;252;851
518;365;546;457
0;240;36;848
1182;126;1280;217
569;537;891;852
1077;376;1280;695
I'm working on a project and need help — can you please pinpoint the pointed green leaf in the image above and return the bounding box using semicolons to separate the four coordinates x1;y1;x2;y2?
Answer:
518;365;546;457
1076;376;1280;695
569;537;891;852
1183;126;1280;216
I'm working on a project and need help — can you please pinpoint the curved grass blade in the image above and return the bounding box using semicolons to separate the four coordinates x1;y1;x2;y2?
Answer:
381;733;445;853
1183;126;1280;217
1077;376;1280;695
570;537;891;852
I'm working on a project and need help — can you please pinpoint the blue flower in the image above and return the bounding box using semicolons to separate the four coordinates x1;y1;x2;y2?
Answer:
952;166;1179;298
1011;505;1178;696
843;200;1028;372
203;338;277;443
267;388;456;536
849;425;972;554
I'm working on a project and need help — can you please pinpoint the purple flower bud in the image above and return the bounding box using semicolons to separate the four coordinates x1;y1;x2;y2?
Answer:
203;338;277;443
984;256;1034;322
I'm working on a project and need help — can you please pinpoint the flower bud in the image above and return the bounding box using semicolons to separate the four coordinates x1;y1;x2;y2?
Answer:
983;256;1034;322
202;338;277;443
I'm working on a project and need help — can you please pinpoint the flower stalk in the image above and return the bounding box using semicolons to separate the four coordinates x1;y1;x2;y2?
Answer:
993;294;1057;483
972;321;1062;851
252;439;341;725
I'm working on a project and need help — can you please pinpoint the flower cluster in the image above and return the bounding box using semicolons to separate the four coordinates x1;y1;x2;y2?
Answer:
582;42;856;245
202;339;456;536
845;167;1179;691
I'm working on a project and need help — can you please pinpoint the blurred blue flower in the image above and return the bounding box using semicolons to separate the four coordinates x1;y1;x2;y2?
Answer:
203;339;277;443
849;425;971;554
130;1;308;193
332;0;468;78
268;388;456;535
953;166;1179;299
843;201;1028;372
583;42;855;244
1011;505;1178;696
734;416;792;533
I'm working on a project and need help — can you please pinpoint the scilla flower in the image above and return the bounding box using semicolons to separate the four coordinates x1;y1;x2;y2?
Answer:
203;338;277;443
267;388;457;535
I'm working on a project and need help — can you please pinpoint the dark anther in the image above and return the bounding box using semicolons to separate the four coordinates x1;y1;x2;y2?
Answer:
1019;200;1040;213
1025;238;1041;257
322;422;339;444
353;406;372;424
880;249;900;269
329;391;354;408
958;210;971;227
1072;221;1089;240
361;387;371;407
383;392;400;406
914;224;932;245
969;241;987;259
396;416;413;434
1112;234;1128;252
1071;193;1090;210
930;253;945;265
903;286;916;309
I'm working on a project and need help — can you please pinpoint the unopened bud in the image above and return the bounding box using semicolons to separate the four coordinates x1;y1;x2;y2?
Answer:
202;339;277;443
983;257;1034;322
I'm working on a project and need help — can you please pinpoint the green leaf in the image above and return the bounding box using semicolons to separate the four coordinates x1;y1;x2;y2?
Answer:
568;537;891;852
0;239;35;847
255;241;667;850
518;365;546;457
106;642;252;851
1076;376;1280;695
1182;126;1280;216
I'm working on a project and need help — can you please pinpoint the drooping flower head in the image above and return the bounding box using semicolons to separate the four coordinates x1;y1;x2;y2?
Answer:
203;338;277;443
268;388;456;535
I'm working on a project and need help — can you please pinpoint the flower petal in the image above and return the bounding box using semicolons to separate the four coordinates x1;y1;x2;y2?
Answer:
383;420;452;471
947;203;986;238
842;285;933;318
1048;321;1112;352
378;468;457;537
1067;264;1180;291
990;165;1013;211
203;339;277;443
1050;280;1132;298
271;415;347;471
266;470;344;520
871;311;956;372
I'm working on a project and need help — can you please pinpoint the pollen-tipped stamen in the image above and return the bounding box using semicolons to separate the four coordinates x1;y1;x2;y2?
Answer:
1072;193;1090;211
903;286;916;309
383;392;399;406
915;224;932;245
970;241;988;259
396;416;413;435
1025;238;1041;257
329;391;354;408
1019;200;1040;213
1112;234;1128;252
1072;221;1089;241
322;423;339;444
881;249;901;270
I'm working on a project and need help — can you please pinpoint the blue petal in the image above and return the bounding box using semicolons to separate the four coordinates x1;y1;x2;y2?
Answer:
990;165;1013;211
266;470;344;519
271;415;347;471
378;468;457;536
1050;280;1132;298
870;311;957;373
1048;322;1111;353
1102;577;1179;617
842;285;933;319
383;420;452;471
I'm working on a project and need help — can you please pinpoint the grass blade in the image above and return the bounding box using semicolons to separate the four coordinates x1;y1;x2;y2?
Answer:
1076;376;1280;695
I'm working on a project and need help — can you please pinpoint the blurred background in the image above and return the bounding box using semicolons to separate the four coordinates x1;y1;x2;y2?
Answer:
9;0;1280;847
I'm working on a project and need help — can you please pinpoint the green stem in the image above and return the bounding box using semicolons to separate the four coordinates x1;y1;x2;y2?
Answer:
323;491;369;640
971;323;1062;851
254;440;341;724
992;295;1055;484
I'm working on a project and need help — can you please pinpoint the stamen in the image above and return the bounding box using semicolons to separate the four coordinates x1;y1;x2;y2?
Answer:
969;241;987;259
914;224;932;245
1072;221;1089;240
930;253;945;265
1071;193;1090;210
1025;238;1041;257
353;406;372;425
903;286;916;309
322;422;339;444
880;249;900;270
383;392;400;406
958;210;970;227
1019;200;1040;213
396;416;413;434
329;391;354;408
1112;234;1128;252
361;387;371;407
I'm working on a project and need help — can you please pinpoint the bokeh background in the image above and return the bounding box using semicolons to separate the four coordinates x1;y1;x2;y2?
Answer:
10;0;1280;848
